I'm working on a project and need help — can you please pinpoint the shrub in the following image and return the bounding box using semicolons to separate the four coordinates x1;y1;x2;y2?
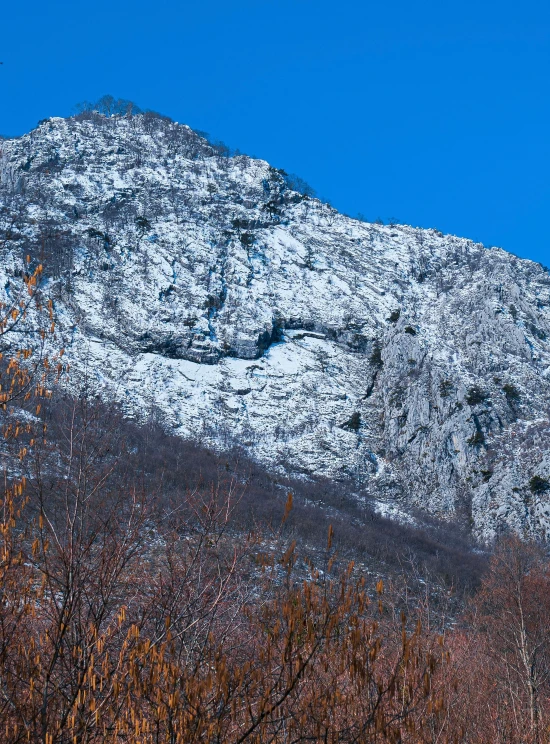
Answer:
467;430;485;447
369;342;383;368
240;232;254;247
75;94;143;117
529;475;550;495
439;379;453;398
502;383;520;404
466;387;488;406
340;411;361;432
135;216;151;233
529;323;547;341
282;172;317;198
404;326;417;336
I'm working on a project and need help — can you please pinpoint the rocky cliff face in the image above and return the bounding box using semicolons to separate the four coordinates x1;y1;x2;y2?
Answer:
1;111;550;539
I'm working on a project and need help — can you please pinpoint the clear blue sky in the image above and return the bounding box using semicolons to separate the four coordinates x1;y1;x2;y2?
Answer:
1;0;549;266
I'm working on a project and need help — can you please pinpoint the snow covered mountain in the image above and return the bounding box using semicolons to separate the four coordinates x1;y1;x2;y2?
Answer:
1;110;550;540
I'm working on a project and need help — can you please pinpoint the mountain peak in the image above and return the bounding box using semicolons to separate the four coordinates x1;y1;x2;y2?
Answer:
1;111;549;540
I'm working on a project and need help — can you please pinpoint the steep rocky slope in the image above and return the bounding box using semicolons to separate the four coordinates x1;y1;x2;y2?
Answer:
1;111;549;539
